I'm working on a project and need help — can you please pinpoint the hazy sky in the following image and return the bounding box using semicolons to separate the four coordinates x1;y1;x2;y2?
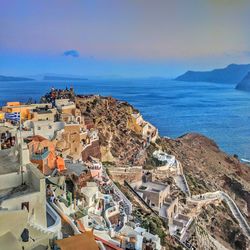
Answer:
1;0;250;77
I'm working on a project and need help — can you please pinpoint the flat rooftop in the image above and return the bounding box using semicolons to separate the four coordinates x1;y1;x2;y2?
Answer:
65;162;88;176
0;149;20;175
138;181;168;193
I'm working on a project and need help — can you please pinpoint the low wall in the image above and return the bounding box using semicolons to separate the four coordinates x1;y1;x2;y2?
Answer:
108;167;142;184
46;202;62;238
112;182;133;215
0;172;27;191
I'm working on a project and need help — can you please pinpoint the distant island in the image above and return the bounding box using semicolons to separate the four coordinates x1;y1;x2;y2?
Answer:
175;63;250;84
43;75;88;81
0;75;34;81
236;72;250;91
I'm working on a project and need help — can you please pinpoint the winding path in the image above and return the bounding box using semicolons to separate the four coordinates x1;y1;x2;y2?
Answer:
189;191;250;238
174;174;191;197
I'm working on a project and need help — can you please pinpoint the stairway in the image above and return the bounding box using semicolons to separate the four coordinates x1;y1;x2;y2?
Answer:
27;221;54;236
191;191;250;238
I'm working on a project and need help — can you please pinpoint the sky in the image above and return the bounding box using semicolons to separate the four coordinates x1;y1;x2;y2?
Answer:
0;0;250;78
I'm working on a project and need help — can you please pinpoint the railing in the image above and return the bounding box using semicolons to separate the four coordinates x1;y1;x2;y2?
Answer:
46;202;62;238
50;200;81;235
191;191;250;238
104;205;120;228
112;181;132;215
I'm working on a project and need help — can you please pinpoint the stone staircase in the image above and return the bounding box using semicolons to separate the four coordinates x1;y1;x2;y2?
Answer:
174;174;191;197
27;221;54;236
191;191;250;238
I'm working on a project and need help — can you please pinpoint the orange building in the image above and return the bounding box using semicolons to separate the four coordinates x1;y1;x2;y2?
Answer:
27;135;66;175
2;102;31;121
0;111;5;121
6;102;21;106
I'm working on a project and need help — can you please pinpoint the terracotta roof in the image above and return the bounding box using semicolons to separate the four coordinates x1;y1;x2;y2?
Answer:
55;232;99;250
94;235;123;250
28;135;48;142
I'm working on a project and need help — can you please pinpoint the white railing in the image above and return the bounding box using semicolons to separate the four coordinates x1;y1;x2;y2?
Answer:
191;191;250;238
46;202;62;238
50;201;81;235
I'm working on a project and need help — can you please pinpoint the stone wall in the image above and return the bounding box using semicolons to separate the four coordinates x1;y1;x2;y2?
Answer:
108;167;143;184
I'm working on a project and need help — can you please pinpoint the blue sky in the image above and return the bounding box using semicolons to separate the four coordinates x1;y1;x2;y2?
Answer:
1;0;250;78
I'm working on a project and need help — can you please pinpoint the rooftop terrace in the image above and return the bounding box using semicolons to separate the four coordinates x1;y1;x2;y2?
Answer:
137;181;168;193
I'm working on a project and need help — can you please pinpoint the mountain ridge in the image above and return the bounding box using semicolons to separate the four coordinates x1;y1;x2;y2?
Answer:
0;75;34;81
176;63;250;84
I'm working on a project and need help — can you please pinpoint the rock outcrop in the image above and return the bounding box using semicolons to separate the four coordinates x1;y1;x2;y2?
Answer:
236;72;250;91
75;95;148;165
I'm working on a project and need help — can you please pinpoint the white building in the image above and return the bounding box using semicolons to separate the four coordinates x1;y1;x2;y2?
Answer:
0;149;61;249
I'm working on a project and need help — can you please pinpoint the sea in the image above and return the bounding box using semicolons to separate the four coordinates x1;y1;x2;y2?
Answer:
0;79;250;159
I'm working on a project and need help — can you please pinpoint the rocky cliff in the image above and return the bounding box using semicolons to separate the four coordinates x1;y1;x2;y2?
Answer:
75;95;148;165
75;95;250;248
236;72;250;91
176;63;250;84
76;95;250;217
158;133;250;218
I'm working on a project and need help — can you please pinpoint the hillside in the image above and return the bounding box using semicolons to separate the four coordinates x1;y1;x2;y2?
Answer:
75;95;148;165
43;75;87;81
75;95;250;218
158;133;250;218
0;75;34;81
175;63;250;84
236;72;250;91
74;94;250;248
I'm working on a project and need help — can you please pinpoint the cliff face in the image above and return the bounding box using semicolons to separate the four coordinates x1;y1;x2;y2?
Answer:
236;72;250;91
197;202;249;250
158;134;250;249
158;133;250;217
76;95;250;218
75;95;147;165
74;95;250;248
175;63;250;84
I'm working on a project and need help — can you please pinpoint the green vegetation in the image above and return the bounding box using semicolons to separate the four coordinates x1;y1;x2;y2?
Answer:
114;181;121;189
102;161;116;167
141;215;167;245
185;173;208;194
70;209;86;220
133;209;167;245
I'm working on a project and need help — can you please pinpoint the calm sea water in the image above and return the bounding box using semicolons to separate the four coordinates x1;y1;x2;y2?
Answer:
0;79;250;159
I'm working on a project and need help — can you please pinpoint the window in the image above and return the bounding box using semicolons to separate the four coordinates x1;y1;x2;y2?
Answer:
21;202;29;212
37;126;41;130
